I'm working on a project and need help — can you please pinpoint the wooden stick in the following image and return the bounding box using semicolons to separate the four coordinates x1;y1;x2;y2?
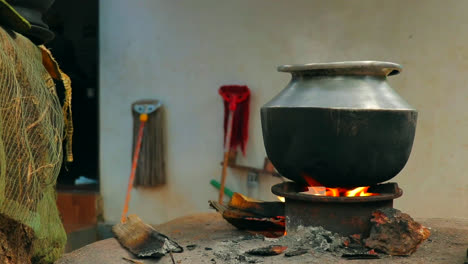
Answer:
169;251;176;264
122;257;144;264
121;117;147;223
219;109;234;204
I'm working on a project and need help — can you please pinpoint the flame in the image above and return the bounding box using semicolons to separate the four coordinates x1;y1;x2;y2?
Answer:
329;187;340;197
345;186;375;197
304;185;378;197
302;174;378;197
277;196;285;202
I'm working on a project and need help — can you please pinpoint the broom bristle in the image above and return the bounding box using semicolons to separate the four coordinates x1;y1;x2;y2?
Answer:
112;215;183;257
132;100;166;187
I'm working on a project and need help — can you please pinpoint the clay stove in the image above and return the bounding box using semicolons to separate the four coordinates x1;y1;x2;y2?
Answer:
272;182;402;236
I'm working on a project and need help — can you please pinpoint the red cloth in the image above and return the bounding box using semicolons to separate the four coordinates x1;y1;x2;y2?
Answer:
219;85;250;155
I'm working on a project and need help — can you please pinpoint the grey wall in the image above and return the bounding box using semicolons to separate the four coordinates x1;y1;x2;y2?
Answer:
100;0;468;224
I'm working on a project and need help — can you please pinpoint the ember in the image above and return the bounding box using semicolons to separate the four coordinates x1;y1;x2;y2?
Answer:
301;175;379;197
303;186;378;197
277;185;378;201
272;182;402;236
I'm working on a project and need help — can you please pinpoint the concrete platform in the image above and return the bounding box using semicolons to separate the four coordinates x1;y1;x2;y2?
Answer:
57;213;468;264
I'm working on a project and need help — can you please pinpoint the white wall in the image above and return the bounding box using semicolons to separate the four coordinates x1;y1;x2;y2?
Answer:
100;0;468;224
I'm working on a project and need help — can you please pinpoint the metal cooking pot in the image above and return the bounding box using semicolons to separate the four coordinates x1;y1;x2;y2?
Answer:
261;61;417;187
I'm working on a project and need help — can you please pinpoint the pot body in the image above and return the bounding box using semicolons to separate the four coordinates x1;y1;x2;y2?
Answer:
261;61;417;187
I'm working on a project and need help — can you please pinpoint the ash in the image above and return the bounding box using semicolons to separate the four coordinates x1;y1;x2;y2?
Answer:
211;227;360;263
212;236;264;263
279;226;344;252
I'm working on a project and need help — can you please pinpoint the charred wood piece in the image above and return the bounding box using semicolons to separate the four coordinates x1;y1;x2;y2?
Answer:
246;245;288;256
284;248;308;257
209;197;285;234
341;253;380;260
364;208;430;256
186;244;197;251
228;193;284;217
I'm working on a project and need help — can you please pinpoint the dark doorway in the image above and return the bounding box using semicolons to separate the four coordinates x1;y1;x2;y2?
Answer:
45;0;99;191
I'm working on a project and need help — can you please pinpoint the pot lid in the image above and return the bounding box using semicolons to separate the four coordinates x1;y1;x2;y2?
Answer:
278;61;402;76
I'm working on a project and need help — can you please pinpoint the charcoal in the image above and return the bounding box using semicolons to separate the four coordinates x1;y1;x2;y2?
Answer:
186;244;197;251
342;253;380;259
246;245;288;256
343;234;367;250
349;234;363;244
285;248;308;257
364;208;430;256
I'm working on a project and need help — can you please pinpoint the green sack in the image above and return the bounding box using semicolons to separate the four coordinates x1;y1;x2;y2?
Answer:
0;26;69;263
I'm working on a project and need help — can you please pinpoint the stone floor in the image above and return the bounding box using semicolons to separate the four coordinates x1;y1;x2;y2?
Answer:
57;213;468;264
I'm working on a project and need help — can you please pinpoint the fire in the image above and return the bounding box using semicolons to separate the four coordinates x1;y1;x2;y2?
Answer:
301;174;378;197
277;196;285;202
345;186;375;197
305;185;378;197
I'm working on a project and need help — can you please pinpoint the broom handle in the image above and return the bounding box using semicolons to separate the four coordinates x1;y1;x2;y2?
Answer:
121;114;147;223
219;109;234;204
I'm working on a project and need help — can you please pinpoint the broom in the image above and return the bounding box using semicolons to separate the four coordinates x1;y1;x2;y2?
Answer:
131;100;166;187
218;85;250;204
113;102;182;258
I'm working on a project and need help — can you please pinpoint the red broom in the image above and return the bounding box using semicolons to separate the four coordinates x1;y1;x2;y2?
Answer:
218;85;250;204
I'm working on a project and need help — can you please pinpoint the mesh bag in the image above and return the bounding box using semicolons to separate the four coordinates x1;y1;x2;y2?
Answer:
0;27;72;263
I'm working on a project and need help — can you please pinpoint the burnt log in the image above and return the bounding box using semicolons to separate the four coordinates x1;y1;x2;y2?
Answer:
209;199;285;235
364;208;430;255
227;193;284;217
246;245;287;256
284;248;308;257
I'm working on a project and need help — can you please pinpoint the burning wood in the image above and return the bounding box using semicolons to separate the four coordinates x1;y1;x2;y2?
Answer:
364;208;431;255
209;190;431;259
228;193;285;217
302;185;379;197
302;175;379;197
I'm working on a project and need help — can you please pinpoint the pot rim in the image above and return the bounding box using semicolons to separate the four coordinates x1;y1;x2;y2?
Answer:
278;61;402;76
271;182;403;203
